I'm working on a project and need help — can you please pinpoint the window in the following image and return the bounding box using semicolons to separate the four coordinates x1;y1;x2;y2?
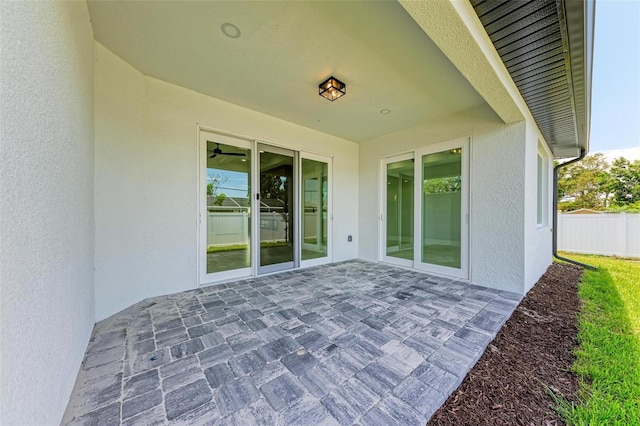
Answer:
536;145;548;227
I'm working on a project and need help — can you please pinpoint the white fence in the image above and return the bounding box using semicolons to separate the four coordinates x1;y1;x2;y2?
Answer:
207;212;320;247
558;213;640;258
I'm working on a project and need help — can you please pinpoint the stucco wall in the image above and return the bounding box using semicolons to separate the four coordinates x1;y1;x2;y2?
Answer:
359;106;530;293
0;2;95;424
523;120;554;292
95;44;359;321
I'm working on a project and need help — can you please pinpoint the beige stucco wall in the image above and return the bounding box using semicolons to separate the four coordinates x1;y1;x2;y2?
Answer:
0;2;95;424
94;43;359;321
358;105;538;294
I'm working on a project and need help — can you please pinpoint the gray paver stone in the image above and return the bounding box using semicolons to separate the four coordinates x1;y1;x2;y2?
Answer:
162;367;206;393
281;396;339;425
428;345;475;377
229;350;266;377
159;354;199;379
297;363;340;398
165;379;213;420
412;361;458;396
188;322;218;338
361;406;398;426
321;378;378;424
355;361;403;397
454;325;493;347
123;369;159;399
227;332;263;354
67;402;120;426
215;376;261;416
198;344;234;367
394;376;445;417
129;348;170;376
260;373;307;412
377;395;424;425
204;362;235;389
170;338;204;359
281;349;318;376
121;404;166;426
122;389;163;420
296;331;330;351
257;336;301;361
83;345;124;369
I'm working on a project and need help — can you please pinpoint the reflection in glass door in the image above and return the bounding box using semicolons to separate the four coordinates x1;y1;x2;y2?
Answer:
258;146;297;273
201;134;251;281
382;154;414;267
416;139;468;278
421;150;462;268
380;139;469;279
301;157;329;262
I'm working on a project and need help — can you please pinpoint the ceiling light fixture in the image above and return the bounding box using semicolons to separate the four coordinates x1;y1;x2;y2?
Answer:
319;76;346;101
380;109;391;115
221;23;241;39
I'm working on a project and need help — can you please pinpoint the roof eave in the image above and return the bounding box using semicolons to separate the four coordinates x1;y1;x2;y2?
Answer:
560;0;595;159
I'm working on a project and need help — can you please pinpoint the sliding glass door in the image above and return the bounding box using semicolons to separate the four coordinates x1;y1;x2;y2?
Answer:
380;138;469;279
301;154;331;266
200;132;252;282
415;139;469;278
382;153;414;267
199;130;333;284
258;145;297;274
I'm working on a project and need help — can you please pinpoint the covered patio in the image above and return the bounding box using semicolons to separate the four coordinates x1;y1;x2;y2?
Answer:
63;261;520;425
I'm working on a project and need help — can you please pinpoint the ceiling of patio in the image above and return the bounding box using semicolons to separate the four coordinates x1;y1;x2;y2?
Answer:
87;0;488;143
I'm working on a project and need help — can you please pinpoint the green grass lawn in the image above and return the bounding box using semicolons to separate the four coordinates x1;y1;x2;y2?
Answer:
558;253;640;425
206;241;289;253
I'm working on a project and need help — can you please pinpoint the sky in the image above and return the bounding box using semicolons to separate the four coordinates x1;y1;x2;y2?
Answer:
589;0;640;160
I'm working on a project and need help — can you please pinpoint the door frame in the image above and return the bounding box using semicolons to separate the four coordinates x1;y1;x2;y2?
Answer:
198;129;253;286
378;137;470;280
414;137;470;280
379;152;415;268
197;127;334;287
299;152;333;268
255;143;299;275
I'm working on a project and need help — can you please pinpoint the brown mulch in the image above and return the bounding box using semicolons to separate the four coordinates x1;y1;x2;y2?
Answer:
429;263;584;425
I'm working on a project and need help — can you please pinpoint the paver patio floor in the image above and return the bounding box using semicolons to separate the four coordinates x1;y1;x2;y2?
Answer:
63;260;521;425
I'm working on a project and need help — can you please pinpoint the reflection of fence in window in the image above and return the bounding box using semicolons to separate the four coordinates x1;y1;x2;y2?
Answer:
260;212;287;242
207;212;249;247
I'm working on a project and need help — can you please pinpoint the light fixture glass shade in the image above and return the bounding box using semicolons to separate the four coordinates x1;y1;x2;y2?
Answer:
319;76;346;101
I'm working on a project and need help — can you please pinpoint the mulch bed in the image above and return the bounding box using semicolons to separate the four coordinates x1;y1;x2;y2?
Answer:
429;263;584;425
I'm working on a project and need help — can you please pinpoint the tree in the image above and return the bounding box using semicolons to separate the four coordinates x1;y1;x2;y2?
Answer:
260;172;291;242
206;172;228;196
423;176;461;194
609;157;640;206
207;172;229;206
557;153;610;210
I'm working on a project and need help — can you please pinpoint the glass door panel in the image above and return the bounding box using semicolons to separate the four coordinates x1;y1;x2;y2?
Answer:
259;147;296;273
202;135;251;281
416;138;468;279
301;158;329;261
421;150;462;268
382;154;414;267
387;159;414;260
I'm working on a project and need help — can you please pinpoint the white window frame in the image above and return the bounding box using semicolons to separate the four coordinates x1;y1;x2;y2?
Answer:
537;143;549;228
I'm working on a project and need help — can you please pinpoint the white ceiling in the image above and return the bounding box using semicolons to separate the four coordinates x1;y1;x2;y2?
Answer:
88;0;487;143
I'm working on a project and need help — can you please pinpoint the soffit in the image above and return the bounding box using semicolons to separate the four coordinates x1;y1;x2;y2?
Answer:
87;0;487;143
471;0;593;158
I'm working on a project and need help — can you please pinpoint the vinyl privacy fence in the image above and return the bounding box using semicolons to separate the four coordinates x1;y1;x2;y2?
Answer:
207;211;321;247
558;213;640;258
